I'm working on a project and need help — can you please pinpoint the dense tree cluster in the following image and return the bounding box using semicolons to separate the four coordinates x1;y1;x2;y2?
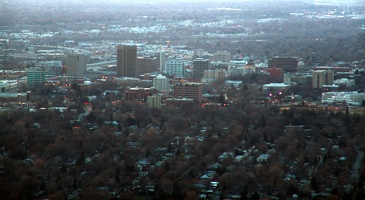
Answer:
1;85;365;199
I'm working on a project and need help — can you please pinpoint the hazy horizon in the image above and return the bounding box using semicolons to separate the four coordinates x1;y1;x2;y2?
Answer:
4;0;365;4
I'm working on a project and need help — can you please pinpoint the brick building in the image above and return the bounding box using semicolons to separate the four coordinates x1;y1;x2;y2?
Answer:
124;87;157;101
173;82;202;103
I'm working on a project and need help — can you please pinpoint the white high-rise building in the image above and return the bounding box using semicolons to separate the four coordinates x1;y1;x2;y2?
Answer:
153;74;169;92
66;54;86;77
164;59;186;77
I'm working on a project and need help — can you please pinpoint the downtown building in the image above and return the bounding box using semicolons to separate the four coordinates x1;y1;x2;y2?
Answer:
124;87;157;101
173;82;203;103
192;58;211;78
213;51;231;62
202;69;227;83
66;54;87;77
136;57;158;76
164;59;186;78
268;56;301;72
153;74;169;92
117;45;137;77
27;69;46;86
159;51;168;72
312;70;334;89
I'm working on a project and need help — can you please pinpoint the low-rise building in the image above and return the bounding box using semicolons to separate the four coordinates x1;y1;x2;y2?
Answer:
0;80;18;93
262;83;290;91
124;87;157;101
165;98;194;107
322;91;365;105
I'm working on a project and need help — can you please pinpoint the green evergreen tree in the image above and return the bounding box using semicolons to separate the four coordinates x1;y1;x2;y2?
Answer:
240;187;248;200
310;177;319;192
250;192;260;200
76;151;85;166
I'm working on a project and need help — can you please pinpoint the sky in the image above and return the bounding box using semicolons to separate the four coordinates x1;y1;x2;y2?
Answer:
10;0;360;3
5;0;364;7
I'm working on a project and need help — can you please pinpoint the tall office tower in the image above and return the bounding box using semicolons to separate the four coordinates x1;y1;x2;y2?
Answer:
192;58;211;78
173;82;203;103
136;57;158;76
117;45;137;77
213;51;231;62
153;74;169;92
165;59;186;77
66;54;86;77
312;70;334;89
159;51;168;72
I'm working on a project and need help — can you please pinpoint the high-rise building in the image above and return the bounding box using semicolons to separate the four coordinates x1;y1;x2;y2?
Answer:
213;51;231;62
312;70;334;89
165;59;186;77
173;82;203;103
117;45;137;77
153;74;169;92
202;70;226;83
27;70;45;86
66;54;86;77
159;51;168;72
146;95;162;108
193;58;210;78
